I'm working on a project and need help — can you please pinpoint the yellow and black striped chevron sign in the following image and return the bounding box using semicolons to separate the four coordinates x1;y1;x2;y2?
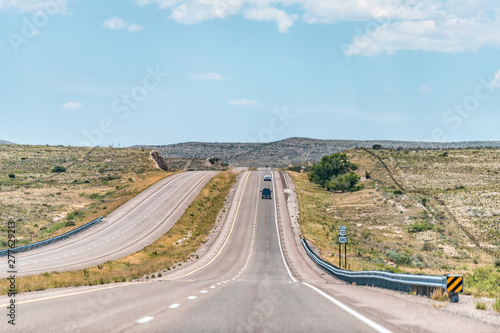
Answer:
447;275;463;293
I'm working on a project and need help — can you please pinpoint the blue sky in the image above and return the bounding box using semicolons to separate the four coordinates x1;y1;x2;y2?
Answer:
1;0;500;146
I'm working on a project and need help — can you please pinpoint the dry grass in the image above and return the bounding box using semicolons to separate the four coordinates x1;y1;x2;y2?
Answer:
475;300;488;310
289;148;500;299
0;171;236;295
0;145;174;246
431;288;449;302
494;298;500;313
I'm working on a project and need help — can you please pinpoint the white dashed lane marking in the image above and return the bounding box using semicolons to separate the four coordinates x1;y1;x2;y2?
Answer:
169;304;180;309
136;316;154;324
187;296;197;300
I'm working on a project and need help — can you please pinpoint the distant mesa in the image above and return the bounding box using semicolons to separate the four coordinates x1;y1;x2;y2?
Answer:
0;140;16;145
132;137;500;168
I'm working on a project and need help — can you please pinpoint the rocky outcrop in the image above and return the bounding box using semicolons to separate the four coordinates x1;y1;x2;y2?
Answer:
150;150;169;171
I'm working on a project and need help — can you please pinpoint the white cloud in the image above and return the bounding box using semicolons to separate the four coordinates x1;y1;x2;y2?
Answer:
227;98;258;106
244;7;296;33
128;23;144;32
190;73;226;80
171;0;242;24
135;1;500;54
490;70;500;88
344;18;500;56
103;17;128;30
61;101;83;110
419;85;432;94
103;17;144;32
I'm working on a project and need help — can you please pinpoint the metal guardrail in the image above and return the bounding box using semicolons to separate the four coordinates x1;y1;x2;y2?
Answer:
0;216;103;257
302;238;447;294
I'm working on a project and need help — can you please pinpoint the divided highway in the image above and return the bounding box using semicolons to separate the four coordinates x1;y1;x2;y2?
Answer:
1;171;393;332
0;171;217;277
1;170;498;332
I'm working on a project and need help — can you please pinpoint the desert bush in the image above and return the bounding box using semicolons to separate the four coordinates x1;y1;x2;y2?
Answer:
328;172;364;193
309;153;358;188
386;251;413;266
51;165;66;173
466;266;500;298
8;173;15;179
408;221;433;233
422;242;435;251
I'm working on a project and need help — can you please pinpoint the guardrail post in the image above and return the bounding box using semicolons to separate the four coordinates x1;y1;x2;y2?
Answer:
449;292;459;303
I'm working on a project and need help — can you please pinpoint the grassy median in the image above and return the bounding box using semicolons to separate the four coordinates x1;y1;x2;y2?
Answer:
0;171;236;294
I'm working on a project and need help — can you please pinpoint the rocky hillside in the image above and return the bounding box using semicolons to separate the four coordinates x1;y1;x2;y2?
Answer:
134;137;500;167
0;140;16;145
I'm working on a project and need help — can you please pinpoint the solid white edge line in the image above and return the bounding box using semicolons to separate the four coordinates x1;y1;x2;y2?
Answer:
302;283;392;333
271;170;297;283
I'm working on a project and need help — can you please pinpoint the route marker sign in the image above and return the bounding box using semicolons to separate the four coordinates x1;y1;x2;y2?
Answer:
339;226;346;237
338;236;347;244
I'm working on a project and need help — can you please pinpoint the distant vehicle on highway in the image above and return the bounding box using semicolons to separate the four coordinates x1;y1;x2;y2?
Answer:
263;175;272;181
261;188;272;199
265;165;268;167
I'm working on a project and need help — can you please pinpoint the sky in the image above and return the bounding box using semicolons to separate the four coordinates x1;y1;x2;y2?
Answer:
1;0;500;147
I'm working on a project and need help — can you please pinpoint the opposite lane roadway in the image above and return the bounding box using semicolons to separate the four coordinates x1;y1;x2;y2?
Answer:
0;171;217;278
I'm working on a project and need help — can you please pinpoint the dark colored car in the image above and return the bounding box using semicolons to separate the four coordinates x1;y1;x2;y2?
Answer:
261;188;272;199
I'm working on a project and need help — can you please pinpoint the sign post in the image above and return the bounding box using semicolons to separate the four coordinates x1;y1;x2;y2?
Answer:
338;226;347;269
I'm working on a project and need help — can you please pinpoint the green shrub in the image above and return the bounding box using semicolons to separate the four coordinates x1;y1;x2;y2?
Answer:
51;165;66;173
328;172;364;193
386;251;413;266
408;221;434;233
8;174;15;179
466;266;500;297
394;190;404;195
309;153;358;188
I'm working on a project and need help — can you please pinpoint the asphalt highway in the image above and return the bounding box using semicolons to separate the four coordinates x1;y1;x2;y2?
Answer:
1;170;497;332
0;171;217;277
